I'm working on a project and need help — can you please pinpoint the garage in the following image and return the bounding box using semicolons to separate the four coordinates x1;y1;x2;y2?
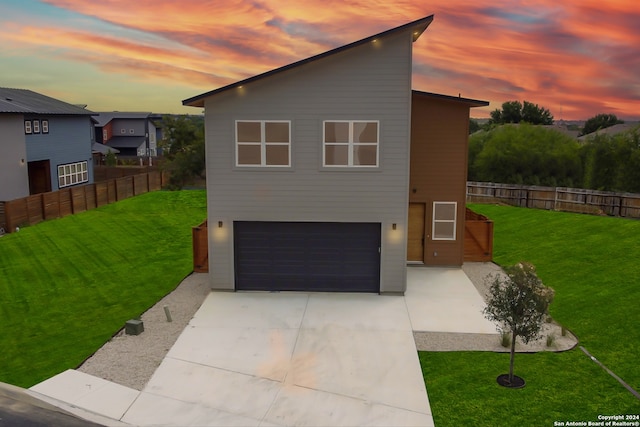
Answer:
234;221;381;292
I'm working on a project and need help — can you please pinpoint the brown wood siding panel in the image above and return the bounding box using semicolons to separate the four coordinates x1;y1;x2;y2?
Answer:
148;171;161;191
43;192;60;220
6;199;28;229
407;203;425;261
27;194;44;224
59;189;73;217
133;174;148;195
0;202;6;231
409;93;471;266
107;181;117;203
85;184;97;210
95;182;109;207
71;186;87;213
116;176;133;200
464;219;494;262
192;221;209;273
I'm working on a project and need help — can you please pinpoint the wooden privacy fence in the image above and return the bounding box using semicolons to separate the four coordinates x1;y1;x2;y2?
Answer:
192;220;208;273
464;208;494;262
467;181;640;218
0;171;168;233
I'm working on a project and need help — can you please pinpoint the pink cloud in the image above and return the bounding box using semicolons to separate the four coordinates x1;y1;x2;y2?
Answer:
4;0;637;119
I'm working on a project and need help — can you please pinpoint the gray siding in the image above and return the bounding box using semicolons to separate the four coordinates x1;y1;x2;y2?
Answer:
112;119;145;136
25;115;94;191
204;31;414;293
0;115;30;200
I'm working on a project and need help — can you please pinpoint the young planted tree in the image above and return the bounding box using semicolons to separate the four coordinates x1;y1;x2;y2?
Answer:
483;262;555;388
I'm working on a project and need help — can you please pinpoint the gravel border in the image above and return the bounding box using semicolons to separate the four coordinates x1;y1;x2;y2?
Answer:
78;264;577;390
77;273;210;390
414;263;578;353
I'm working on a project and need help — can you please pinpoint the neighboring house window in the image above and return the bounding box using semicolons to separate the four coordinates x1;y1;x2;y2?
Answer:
24;120;32;134
33;120;40;134
432;202;457;240
323;121;379;167
42;120;49;134
103;129;108;140
57;161;89;188
236;120;291;167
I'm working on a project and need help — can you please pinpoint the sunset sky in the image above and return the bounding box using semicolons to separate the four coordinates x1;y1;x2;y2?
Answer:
1;0;638;120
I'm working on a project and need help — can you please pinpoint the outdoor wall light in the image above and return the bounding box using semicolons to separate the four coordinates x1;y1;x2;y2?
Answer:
392;223;397;230
20;158;25;165
218;221;223;228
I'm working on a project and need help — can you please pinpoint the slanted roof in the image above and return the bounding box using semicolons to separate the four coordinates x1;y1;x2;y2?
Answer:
0;87;95;115
92;143;120;155
105;136;146;148
94;112;154;127
578;122;640;141
412;90;489;108
183;15;434;107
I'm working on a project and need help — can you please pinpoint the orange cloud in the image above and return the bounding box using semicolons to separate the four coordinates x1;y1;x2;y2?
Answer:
3;0;637;119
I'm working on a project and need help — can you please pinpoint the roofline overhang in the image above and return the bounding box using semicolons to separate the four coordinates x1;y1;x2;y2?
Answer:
183;15;434;108
412;90;489;108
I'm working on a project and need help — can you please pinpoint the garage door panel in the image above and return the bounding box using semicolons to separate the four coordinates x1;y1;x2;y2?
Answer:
234;222;380;292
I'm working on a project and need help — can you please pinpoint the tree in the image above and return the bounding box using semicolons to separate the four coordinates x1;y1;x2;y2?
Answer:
483;262;554;387
159;115;205;189
105;149;117;167
580;113;623;136
469;118;481;134
488;100;554;126
468;123;582;187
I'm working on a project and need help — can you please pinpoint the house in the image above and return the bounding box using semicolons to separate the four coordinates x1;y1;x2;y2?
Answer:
0;87;96;200
577;122;640;142
94;112;162;159
183;16;487;294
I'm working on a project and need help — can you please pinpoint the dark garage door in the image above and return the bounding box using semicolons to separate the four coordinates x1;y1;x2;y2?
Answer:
234;221;381;292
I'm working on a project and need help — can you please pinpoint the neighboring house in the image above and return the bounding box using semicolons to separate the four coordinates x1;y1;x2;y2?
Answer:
94;112;162;158
0;87;96;200
577;122;640;142
183;16;487;294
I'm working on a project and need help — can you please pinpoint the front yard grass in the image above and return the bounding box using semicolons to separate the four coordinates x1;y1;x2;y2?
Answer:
0;190;207;388
420;204;640;425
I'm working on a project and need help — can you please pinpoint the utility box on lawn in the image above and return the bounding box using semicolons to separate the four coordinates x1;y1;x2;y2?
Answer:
125;319;144;335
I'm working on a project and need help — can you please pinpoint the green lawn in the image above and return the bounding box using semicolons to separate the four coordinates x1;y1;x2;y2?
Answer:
420;204;640;426
0;190;207;387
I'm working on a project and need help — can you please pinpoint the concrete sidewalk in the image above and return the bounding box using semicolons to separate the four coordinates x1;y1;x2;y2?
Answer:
30;267;496;426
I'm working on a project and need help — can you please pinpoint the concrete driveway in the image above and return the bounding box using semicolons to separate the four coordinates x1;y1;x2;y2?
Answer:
30;267;496;426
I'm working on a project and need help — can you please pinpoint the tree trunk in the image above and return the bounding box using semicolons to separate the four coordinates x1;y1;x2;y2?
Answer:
509;330;517;384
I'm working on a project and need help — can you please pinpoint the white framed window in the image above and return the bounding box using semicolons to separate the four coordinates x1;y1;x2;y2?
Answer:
432;202;457;240
57;161;89;188
33;120;40;134
102;129;108;140
323;120;379;167
236;120;291;167
24;120;32;134
42;120;49;134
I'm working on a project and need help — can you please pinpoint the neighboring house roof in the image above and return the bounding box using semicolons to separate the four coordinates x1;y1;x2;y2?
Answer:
105;136;146;148
94;112;154;126
412;90;488;108
92;143;120;155
0;87;95;115
578;122;640;141
183;15;434;107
